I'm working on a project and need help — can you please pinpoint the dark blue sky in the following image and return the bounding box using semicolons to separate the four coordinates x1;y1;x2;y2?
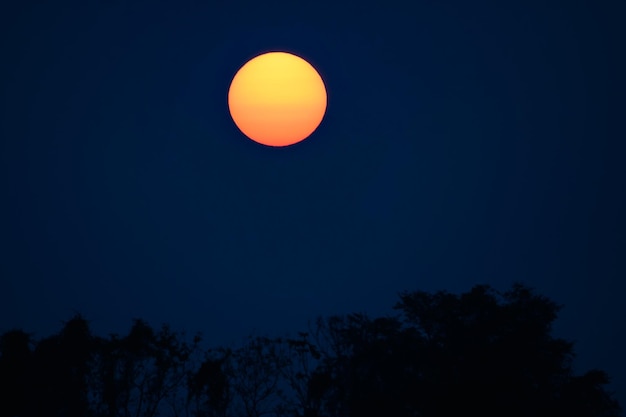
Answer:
1;0;624;405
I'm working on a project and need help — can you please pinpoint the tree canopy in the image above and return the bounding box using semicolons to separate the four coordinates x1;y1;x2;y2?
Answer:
0;283;620;417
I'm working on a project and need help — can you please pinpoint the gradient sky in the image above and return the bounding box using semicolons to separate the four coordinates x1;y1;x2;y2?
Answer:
1;0;624;405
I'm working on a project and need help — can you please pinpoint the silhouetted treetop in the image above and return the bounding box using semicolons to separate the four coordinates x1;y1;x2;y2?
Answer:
0;283;620;417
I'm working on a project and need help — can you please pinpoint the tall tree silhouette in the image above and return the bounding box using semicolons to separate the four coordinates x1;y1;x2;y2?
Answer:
0;329;33;417
25;314;96;417
278;332;324;417
90;319;199;417
309;283;621;417
186;346;232;417
226;336;290;417
0;283;620;417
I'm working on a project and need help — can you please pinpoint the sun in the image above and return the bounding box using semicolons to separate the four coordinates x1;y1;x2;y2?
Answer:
228;52;327;147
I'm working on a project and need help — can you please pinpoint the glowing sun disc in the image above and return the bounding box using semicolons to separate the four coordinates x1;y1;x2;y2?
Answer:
228;52;327;147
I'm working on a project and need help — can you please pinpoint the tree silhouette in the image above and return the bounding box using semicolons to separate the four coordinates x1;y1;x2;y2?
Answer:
186;347;232;417
26;314;95;417
277;332;323;417
308;283;621;417
0;283;620;417
89;319;200;417
227;335;290;417
0;329;33;417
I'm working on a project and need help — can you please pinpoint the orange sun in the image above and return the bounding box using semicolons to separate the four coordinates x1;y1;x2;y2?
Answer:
228;52;327;147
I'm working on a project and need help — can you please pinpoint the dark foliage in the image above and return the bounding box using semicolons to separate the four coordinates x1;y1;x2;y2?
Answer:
0;284;620;417
310;283;620;417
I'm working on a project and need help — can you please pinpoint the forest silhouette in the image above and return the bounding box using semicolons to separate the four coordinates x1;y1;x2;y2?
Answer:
0;283;621;417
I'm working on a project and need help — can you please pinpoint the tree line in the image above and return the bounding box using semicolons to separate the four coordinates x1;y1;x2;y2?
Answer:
0;283;621;417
